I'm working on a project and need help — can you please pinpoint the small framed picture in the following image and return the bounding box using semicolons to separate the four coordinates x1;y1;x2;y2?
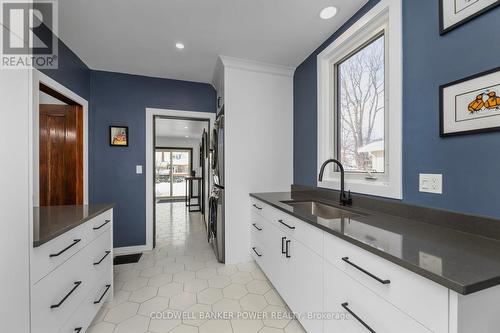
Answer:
440;67;500;137
109;126;129;147
439;0;499;34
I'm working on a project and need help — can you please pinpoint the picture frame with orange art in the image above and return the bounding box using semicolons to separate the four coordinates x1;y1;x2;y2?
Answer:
440;67;500;137
109;126;129;147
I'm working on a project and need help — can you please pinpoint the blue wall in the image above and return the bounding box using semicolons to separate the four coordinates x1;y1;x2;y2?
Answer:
293;0;500;218
40;37;216;247
40;38;90;101
90;71;216;247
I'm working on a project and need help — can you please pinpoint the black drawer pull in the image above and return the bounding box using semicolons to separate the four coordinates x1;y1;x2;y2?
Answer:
49;239;81;258
281;237;286;254
342;302;376;333
278;219;295;230
342;257;390;285
252;204;263;210
94;251;111;265
252;247;262;257
93;219;111;230
252;223;262;231
75;328;82;333
94;284;112;304
50;281;82;309
285;240;291;258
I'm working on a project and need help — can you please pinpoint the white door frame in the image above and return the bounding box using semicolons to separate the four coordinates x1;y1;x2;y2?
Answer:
32;70;89;206
145;108;216;251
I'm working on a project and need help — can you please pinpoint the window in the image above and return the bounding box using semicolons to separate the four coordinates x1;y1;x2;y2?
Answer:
336;34;385;174
317;1;402;199
155;148;192;198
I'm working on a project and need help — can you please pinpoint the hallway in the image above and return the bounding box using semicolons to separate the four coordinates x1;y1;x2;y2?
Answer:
88;202;305;333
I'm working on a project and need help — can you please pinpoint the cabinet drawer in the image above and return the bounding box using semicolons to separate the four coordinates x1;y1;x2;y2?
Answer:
88;210;112;240
251;198;266;216
324;262;432;333
324;233;448;333
60;278;112;333
88;230;113;282
264;205;323;256
32;245;94;333
251;212;266;244
32;222;89;283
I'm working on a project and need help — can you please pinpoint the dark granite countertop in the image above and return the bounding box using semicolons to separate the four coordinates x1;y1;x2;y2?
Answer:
250;191;500;295
33;204;115;247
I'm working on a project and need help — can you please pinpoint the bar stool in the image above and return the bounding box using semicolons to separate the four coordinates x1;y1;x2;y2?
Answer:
185;176;202;212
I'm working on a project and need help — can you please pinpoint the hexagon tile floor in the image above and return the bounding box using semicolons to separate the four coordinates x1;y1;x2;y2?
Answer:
88;202;307;333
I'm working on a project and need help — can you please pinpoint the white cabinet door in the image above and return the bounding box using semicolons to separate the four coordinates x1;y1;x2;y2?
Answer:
283;238;323;333
324;261;432;333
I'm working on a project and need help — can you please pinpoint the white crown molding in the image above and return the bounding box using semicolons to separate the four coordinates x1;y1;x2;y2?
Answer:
219;55;296;77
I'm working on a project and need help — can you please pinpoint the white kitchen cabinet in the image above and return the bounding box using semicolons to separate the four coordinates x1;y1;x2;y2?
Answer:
251;202;323;333
250;197;500;333
324;261;432;333
323;232;449;333
31;209;113;333
282;237;323;333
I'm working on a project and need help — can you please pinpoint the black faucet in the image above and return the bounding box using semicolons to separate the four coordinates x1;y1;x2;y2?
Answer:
318;159;352;206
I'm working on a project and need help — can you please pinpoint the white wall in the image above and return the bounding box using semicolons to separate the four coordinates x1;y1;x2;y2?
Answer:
0;69;32;332
222;57;294;264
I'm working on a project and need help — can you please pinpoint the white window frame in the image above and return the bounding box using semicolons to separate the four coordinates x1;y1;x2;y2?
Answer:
317;0;402;199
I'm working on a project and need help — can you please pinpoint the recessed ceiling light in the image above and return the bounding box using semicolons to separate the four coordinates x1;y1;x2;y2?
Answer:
184;126;188;129
320;6;338;20
185;135;189;138
175;42;185;50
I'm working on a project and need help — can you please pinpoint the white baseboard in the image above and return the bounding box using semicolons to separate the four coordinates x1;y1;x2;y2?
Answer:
114;245;151;256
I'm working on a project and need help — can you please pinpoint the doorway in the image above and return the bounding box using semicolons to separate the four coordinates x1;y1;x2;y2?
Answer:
155;148;193;199
151;115;212;249
39;83;84;206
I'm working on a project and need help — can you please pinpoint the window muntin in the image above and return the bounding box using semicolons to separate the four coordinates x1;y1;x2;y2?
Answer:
335;34;385;174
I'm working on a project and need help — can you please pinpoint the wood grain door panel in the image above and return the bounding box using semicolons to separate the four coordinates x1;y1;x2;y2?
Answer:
40;104;83;206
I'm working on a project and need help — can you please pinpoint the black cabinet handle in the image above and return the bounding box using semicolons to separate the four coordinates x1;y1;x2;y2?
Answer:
252;223;262;231
49;239;81;258
94;284;112;304
252;204;262;210
93;251;111;265
75;328;82;333
50;281;82;309
342;257;390;285
285;240;291;258
342;302;376;333
252;247;262;257
278;219;295;230
281;237;287;254
93;219;111;230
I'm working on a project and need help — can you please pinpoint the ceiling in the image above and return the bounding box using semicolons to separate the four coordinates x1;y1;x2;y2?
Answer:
58;0;368;83
156;118;207;139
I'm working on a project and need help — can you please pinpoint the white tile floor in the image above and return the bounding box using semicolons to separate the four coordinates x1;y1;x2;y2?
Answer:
88;202;306;333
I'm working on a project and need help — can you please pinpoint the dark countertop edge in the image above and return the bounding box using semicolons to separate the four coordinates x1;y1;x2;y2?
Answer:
249;193;490;295
33;204;115;247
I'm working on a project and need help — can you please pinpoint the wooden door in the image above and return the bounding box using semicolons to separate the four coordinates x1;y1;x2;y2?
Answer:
39;104;83;206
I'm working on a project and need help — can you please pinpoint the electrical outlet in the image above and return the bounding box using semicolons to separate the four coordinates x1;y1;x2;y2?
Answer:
136;165;143;174
419;174;442;194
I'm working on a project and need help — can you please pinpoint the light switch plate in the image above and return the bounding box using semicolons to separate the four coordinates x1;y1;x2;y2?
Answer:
136;165;143;174
419;173;442;194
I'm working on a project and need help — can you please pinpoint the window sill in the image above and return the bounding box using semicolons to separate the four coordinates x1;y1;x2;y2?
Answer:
317;178;402;200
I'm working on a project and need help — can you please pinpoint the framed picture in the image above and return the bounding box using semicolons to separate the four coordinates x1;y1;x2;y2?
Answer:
439;0;499;34
440;67;500;137
109;126;129;147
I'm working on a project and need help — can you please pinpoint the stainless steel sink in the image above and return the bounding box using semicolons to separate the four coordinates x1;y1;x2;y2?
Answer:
282;201;361;219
